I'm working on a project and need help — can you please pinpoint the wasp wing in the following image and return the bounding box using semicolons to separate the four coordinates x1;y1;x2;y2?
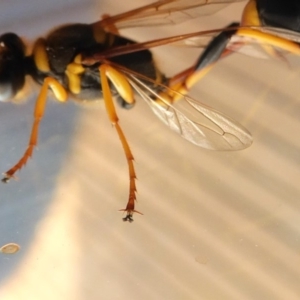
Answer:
252;26;300;43
169;30;271;59
172;26;299;60
127;75;252;151
90;25;288;62
87;26;245;63
96;0;244;29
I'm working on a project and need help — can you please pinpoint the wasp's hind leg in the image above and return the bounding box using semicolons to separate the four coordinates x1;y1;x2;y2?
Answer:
162;22;239;103
116;95;135;109
99;64;142;222
2;77;67;183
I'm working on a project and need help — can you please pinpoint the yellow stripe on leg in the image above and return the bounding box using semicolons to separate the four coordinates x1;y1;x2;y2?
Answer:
99;64;140;221
237;28;300;55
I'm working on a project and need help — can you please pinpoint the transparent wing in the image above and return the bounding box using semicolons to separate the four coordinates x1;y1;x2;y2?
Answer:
126;74;252;151
254;26;300;43
88;25;288;63
85;27;231;62
85;25;299;68
96;0;244;29
172;28;296;60
228;26;300;60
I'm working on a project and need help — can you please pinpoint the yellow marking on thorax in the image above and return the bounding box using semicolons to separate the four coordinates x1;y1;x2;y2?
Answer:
65;54;85;95
92;25;116;47
93;26;108;44
33;38;50;72
241;0;261;26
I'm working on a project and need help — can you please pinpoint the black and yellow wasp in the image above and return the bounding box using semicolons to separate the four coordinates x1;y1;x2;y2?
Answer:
1;0;300;222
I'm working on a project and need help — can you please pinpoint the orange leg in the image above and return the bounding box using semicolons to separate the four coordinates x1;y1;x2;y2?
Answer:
2;77;67;183
164;63;216;103
100;64;141;222
167;26;300;103
162;23;239;104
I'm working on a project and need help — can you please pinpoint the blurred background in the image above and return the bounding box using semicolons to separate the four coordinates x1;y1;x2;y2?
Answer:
0;1;300;299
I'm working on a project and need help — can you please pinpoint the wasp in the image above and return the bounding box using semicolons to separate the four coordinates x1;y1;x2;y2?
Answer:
1;0;299;222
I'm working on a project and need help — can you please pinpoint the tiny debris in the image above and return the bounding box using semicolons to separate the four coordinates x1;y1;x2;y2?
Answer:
0;243;20;254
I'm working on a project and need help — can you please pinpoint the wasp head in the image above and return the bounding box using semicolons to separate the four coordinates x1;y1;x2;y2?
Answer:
0;33;26;102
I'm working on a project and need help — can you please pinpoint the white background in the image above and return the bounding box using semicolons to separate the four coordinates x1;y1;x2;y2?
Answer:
0;1;300;299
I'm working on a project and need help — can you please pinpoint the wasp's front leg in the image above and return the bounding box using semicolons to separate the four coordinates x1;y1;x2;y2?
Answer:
2;77;67;183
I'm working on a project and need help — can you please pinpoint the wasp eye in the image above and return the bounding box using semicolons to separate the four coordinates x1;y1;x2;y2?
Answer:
0;33;25;54
0;33;26;102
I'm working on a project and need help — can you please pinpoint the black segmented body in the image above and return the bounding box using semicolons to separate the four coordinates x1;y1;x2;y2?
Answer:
257;0;300;32
28;23;158;101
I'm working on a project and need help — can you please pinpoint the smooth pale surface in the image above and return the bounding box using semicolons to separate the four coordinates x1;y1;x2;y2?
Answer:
0;1;300;299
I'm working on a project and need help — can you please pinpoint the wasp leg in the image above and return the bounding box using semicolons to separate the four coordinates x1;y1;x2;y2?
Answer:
116;95;135;109
236;28;300;55
2;77;67;183
99;64;142;222
161;22;239;104
241;0;293;61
